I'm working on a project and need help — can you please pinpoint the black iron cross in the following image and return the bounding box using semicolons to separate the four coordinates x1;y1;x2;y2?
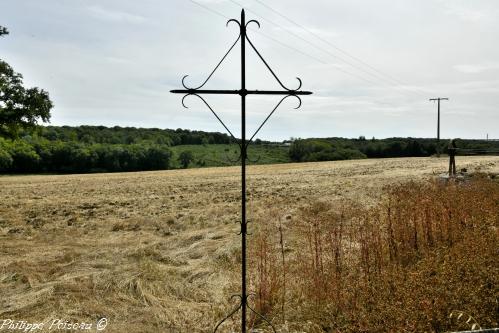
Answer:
170;9;312;333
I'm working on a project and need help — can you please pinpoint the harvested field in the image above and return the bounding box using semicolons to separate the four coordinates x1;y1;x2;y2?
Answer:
1;156;498;332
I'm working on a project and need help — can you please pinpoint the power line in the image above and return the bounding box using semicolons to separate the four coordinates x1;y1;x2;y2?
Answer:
231;1;427;101
187;0;425;102
229;0;409;89
252;0;428;98
252;31;328;65
188;0;381;87
188;0;229;20
188;0;326;64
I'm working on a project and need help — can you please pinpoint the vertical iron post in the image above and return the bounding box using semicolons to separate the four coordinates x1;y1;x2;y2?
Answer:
240;9;247;333
170;9;312;332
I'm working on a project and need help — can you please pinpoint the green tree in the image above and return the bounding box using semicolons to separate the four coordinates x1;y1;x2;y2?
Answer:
144;146;171;170
0;26;53;137
9;140;40;172
178;150;193;169
289;139;310;162
0;138;13;171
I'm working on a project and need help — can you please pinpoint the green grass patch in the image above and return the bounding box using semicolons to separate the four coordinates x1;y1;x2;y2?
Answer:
170;144;290;169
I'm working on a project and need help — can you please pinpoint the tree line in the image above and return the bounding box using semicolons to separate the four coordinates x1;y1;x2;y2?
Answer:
3;130;498;174
0;137;172;173
0;126;240;173
288;137;499;162
35;125;233;146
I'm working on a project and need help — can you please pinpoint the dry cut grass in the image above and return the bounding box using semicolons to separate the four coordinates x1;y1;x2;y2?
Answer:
0;156;498;332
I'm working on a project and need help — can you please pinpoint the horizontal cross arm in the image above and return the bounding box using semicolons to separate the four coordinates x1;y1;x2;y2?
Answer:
170;89;312;96
248;90;312;96
171;89;239;95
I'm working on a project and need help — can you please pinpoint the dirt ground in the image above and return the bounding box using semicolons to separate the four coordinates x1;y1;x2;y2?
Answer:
1;156;498;332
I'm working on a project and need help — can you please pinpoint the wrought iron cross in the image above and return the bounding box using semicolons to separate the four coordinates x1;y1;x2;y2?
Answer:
170;9;312;333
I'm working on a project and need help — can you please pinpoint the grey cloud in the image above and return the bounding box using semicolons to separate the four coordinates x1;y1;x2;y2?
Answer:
1;0;498;140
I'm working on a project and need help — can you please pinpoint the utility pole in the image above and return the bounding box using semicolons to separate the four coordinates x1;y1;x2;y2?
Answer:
429;97;448;157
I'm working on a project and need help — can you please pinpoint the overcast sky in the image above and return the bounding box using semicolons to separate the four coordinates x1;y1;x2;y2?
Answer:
1;0;498;140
